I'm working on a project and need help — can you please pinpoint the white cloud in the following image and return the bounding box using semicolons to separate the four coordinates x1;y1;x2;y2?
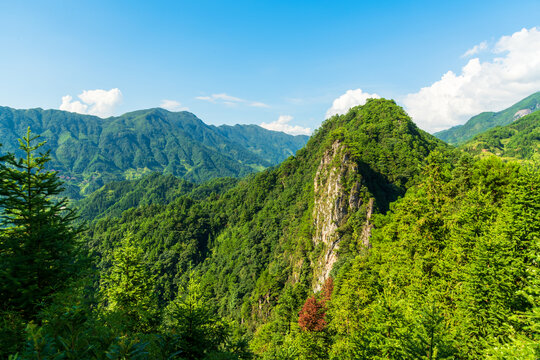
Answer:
250;101;270;108
326;89;381;118
403;27;540;133
60;95;88;114
60;88;122;117
462;41;488;57
196;93;245;103
212;93;245;102
159;99;189;111
196;93;270;108
260;115;312;136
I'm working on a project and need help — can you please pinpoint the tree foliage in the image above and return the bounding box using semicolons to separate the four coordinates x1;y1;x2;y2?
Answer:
2;99;539;359
0;128;82;319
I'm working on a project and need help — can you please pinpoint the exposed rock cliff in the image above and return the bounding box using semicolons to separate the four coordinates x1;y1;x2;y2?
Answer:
311;140;373;290
513;108;532;120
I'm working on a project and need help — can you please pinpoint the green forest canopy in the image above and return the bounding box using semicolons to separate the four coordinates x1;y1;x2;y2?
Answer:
1;99;538;359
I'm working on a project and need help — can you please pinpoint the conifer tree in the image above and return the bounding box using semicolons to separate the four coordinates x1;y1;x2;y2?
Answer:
162;272;229;359
0;128;82;319
400;305;457;359
100;233;159;333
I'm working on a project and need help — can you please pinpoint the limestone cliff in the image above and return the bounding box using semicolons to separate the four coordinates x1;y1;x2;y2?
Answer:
311;140;374;291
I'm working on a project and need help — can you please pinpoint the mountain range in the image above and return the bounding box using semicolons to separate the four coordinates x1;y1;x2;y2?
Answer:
1;98;539;358
77;96;540;224
83;99;450;345
0;106;308;198
434;91;540;144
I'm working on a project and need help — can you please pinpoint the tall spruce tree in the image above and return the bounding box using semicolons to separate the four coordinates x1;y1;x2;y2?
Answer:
162;272;228;359
0;128;82;319
100;233;159;334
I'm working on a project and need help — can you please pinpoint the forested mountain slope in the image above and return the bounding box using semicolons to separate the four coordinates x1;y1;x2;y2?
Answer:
76;173;238;221
434;91;540;144
326;153;540;358
461;110;540;161
0;106;308;198
85;99;452;353
4;99;538;359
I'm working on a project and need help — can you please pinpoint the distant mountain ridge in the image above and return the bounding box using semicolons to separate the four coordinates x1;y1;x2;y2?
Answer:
461;110;540;161
0;106;308;198
434;92;540;144
213;124;309;165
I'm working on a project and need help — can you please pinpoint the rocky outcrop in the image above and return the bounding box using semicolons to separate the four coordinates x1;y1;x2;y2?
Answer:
311;140;372;291
513;109;532;121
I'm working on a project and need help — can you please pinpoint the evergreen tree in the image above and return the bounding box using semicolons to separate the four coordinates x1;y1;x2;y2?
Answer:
484;165;540;358
400;305;457;359
0;128;82;319
100;233;159;334
162;273;230;359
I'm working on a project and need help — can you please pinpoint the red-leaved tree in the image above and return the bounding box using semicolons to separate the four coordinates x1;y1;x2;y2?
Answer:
298;277;334;332
298;296;326;331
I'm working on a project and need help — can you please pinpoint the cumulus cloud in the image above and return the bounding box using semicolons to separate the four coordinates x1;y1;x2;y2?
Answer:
326;89;381;118
403;27;540;133
60;95;88;114
159;99;189;111
60;88;122;117
196;93;269;108
462;41;488;57
260;115;312;136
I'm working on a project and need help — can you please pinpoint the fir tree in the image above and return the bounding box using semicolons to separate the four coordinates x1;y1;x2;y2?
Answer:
100;233;159;333
400;305;457;359
0;128;82;319
162;272;229;359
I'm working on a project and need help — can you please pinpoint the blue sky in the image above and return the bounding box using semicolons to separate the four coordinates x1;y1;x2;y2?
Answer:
1;1;539;134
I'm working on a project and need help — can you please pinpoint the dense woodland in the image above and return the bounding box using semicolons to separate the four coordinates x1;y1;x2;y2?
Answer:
0;99;539;359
